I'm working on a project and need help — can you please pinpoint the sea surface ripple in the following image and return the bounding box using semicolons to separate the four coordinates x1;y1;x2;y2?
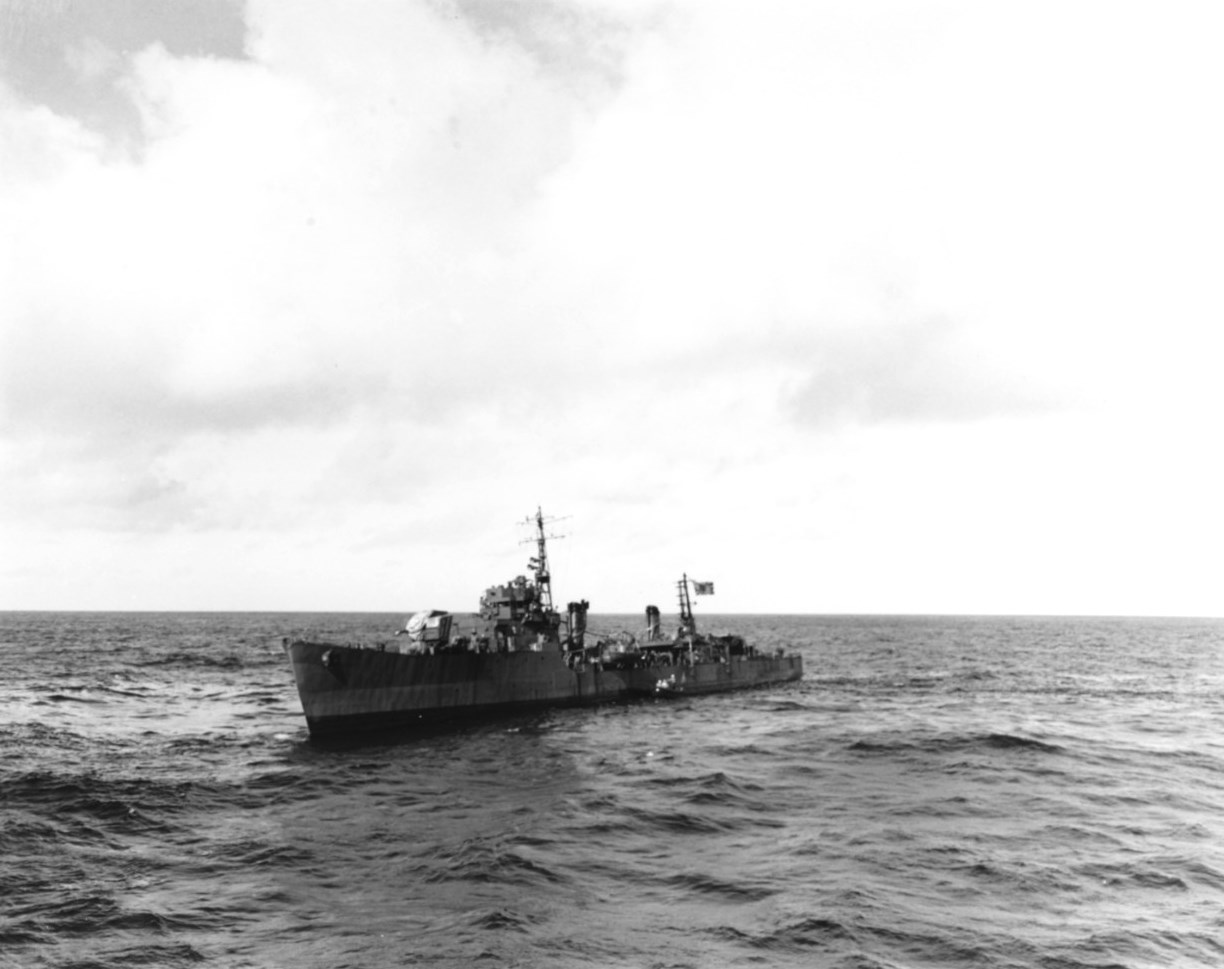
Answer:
2;612;1224;968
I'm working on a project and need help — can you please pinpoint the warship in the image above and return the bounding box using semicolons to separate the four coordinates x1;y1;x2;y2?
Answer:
284;509;804;737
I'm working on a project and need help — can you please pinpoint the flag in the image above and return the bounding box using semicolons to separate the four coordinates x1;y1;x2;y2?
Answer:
692;581;715;595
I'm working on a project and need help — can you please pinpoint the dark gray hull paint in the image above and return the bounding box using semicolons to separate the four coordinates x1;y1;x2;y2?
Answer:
286;641;804;737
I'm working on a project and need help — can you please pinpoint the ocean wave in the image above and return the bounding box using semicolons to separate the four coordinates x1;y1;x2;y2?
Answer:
848;732;1064;757
132;651;247;669
712;915;855;951
659;871;776;902
467;908;545;933
58;942;208;968
195;838;316;871
624;806;738;834
5;888;230;944
43;691;108;705
425;836;569;887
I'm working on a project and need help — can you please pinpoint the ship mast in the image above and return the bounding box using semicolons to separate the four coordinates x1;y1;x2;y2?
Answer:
526;506;555;611
678;573;696;634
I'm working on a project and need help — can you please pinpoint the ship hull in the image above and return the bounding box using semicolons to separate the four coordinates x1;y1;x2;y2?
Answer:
286;641;804;737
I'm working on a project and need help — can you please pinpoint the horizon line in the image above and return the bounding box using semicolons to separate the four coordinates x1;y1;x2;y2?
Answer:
1;608;1221;621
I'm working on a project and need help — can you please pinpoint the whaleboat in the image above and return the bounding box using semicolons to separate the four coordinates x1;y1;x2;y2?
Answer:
284;509;804;737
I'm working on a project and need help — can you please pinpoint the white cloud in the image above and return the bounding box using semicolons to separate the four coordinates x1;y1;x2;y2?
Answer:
3;1;1224;614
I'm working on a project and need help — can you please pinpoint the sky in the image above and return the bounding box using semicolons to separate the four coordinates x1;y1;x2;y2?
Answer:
2;0;1223;616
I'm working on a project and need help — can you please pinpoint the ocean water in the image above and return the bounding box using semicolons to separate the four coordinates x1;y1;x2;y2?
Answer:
2;612;1224;969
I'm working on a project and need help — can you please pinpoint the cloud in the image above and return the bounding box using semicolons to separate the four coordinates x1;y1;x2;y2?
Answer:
1;3;609;435
1;0;678;549
0;0;246;145
4;1;1224;612
783;315;1061;427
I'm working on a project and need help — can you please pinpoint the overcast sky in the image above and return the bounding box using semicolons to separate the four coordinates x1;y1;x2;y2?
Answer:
2;0;1223;616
